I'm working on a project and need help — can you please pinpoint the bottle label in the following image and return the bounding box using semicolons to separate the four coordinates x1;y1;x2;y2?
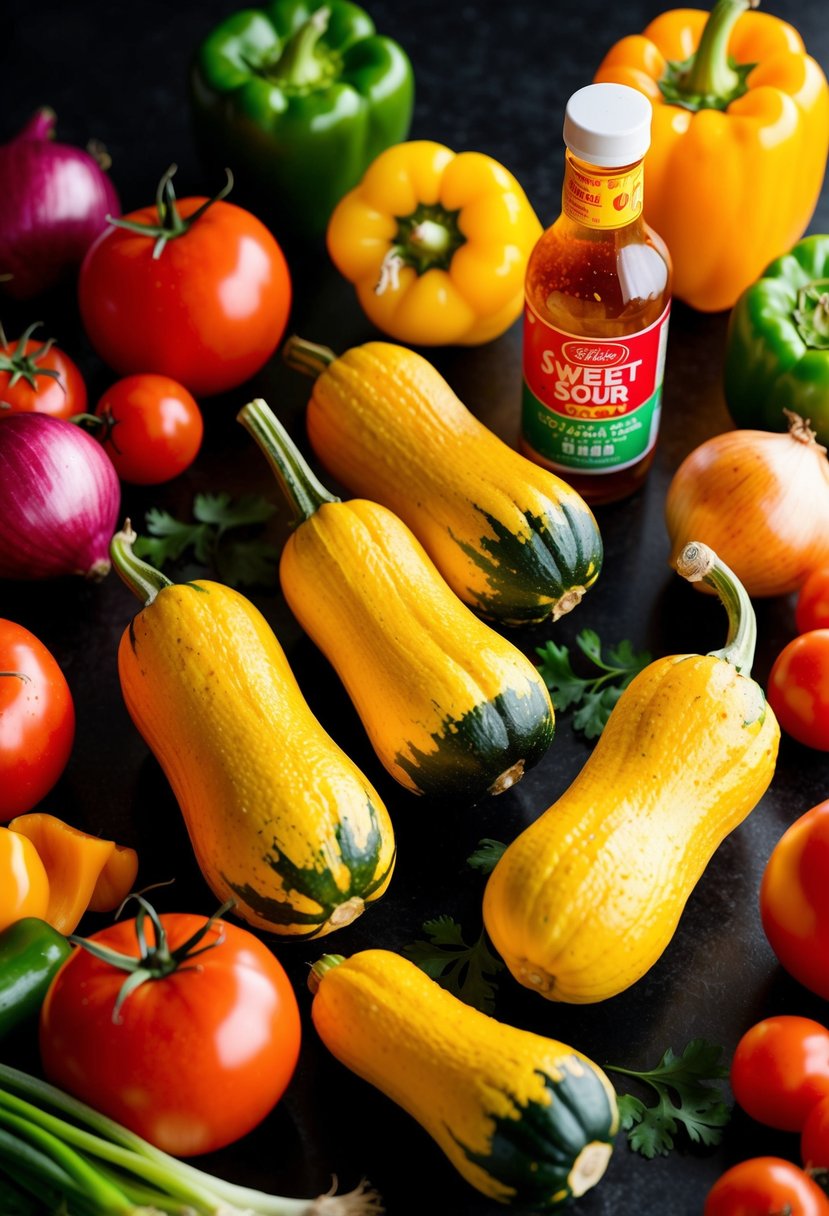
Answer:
521;300;671;475
563;159;644;230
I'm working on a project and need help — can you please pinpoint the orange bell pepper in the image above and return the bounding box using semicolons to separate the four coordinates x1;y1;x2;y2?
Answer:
595;0;829;312
8;813;138;935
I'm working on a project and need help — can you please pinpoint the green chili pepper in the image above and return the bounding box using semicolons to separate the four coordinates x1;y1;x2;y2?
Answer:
724;235;829;444
0;919;71;1038
189;1;414;240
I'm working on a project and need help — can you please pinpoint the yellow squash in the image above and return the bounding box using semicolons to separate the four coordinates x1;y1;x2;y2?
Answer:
309;950;619;1208
483;543;780;1003
238;399;555;802
285;336;602;626
111;526;395;938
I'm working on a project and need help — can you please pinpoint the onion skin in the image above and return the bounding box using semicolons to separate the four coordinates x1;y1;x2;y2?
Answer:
665;415;829;598
0;415;120;581
0;109;120;300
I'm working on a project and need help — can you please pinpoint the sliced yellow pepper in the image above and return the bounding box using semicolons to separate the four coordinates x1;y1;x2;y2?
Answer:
326;140;543;346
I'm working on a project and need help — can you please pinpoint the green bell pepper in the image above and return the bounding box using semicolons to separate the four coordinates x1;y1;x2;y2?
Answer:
724;235;829;444
190;1;414;240
0;918;71;1039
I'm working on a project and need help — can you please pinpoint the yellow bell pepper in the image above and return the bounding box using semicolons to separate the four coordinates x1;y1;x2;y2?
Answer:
326;140;542;346
595;0;829;313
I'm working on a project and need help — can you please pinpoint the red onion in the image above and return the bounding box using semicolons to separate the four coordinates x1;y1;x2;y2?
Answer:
0;414;120;580
0;109;120;300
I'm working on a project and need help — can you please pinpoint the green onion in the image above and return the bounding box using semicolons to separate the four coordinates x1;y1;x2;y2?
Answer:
0;1063;383;1216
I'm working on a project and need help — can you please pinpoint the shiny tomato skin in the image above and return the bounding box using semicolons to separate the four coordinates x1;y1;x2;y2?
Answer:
761;800;829;1000
731;1016;829;1132
0;620;75;820
95;374;203;484
78;196;291;396
802;1095;829;1170
797;569;829;634
0;338;87;419
0;827;50;933
704;1157;829;1216
39;912;301;1156
767;631;829;751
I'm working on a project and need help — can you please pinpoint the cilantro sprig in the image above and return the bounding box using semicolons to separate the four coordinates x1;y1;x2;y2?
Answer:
607;1039;731;1158
133;492;279;588
466;838;506;875
535;628;651;739
402;916;504;1015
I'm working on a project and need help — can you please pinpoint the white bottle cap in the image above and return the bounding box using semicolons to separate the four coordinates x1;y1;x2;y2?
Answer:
563;83;652;168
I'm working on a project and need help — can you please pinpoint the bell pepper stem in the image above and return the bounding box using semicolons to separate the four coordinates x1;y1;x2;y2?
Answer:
110;522;173;606
268;7;331;88
409;220;452;255
283;335;337;379
679;0;756;101
675;541;756;675
238;397;340;524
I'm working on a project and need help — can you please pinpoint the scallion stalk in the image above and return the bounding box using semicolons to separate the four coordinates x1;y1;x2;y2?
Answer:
0;1064;382;1216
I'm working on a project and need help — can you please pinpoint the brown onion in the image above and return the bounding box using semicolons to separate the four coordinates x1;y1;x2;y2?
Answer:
665;411;829;598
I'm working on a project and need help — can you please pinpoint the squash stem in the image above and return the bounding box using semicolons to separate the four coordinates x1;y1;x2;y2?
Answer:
110;522;173;606
675;541;757;675
283;336;337;379
308;953;346;996
238;398;340;524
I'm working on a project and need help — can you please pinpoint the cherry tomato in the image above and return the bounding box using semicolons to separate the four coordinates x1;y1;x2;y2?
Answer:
767;631;829;751
797;569;829;634
78;170;291;396
704;1157;829;1216
0;323;86;419
95;374;204;484
802;1095;829;1170
0;620;75;820
39;908;301;1156
761;800;829;1001
731;1016;829;1132
0;828;49;933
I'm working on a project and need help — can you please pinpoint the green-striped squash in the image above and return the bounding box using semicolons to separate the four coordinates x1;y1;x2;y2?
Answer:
112;530;395;938
239;400;555;802
285;337;603;625
310;950;619;1207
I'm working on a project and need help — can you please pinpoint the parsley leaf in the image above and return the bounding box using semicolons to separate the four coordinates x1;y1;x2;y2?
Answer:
535;629;651;739
134;493;278;589
466;838;506;875
607;1039;731;1158
403;916;504;1014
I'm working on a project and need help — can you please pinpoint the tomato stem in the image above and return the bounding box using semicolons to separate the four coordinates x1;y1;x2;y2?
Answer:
0;321;63;391
106;165;234;260
68;894;235;1024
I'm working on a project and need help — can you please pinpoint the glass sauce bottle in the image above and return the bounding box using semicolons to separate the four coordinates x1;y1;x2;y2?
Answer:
522;83;672;505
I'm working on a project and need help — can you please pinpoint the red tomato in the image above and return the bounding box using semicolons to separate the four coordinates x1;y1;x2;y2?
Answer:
39;909;301;1156
704;1157;829;1216
797;569;829;634
0;324;86;419
95;374;203;484
0;620;75;820
802;1095;829;1170
761;800;829;1000
78;171;291;397
767;631;829;751
731;1016;829;1132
